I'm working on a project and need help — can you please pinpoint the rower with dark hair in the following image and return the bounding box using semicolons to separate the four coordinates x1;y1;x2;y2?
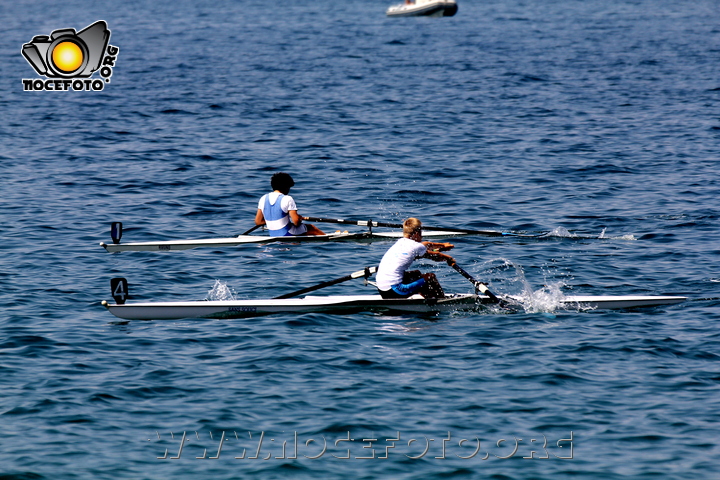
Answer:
255;172;324;236
375;217;454;299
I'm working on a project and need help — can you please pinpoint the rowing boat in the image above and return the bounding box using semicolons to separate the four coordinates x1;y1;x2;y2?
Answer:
98;216;567;253
100;230;463;253
102;293;686;320
102;265;687;321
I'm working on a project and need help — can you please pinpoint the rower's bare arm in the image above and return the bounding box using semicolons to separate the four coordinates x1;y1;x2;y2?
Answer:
255;209;265;226
289;210;302;227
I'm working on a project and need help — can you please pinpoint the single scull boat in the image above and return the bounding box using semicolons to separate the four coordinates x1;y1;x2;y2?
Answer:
99;220;487;253
100;230;464;252
99;218;577;253
102;293;686;320
102;264;686;320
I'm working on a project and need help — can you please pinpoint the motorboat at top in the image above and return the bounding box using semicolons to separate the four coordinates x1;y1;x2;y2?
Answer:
386;0;458;17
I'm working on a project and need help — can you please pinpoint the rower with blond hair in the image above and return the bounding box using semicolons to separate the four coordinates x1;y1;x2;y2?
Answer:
375;217;454;299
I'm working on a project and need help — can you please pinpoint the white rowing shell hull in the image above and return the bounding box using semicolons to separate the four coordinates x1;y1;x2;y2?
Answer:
558;295;686;310
100;230;464;252
102;294;686;320
102;294;481;320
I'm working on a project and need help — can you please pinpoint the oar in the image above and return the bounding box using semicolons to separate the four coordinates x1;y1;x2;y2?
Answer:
240;224;263;235
274;266;378;299
303;216;530;237
446;260;501;304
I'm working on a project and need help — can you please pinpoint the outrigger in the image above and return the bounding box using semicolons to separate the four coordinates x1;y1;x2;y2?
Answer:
102;265;686;321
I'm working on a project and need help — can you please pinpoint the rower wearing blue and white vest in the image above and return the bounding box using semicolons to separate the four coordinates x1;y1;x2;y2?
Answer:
255;172;325;236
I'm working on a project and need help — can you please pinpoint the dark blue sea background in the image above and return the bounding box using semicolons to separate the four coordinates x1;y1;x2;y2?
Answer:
2;0;719;478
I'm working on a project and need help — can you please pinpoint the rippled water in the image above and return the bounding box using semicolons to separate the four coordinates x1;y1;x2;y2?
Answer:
2;0;719;478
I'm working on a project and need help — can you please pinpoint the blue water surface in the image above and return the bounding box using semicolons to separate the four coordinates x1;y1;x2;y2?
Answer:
1;0;719;478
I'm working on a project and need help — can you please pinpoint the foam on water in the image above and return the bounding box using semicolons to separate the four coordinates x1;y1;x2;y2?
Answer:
613;234;637;241
544;226;636;241
599;227;637;241
511;282;570;314
206;280;236;301
546;226;575;238
479;257;572;313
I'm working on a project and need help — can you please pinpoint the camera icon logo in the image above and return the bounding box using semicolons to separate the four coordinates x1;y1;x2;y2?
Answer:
22;20;110;78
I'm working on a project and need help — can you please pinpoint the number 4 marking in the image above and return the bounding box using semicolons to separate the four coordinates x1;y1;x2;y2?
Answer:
113;282;126;299
111;278;128;304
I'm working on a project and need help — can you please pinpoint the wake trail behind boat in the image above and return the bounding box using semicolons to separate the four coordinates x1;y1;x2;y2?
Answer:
542;226;636;241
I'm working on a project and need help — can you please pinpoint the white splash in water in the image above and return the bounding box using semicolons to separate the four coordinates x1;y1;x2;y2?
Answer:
513;282;568;313
546;226;575;238
615;233;637;241
474;258;571;313
544;226;636;241
206;280;236;301
599;227;637;241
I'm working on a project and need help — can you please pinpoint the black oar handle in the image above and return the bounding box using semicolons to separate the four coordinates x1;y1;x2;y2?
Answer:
240;224;264;235
274;266;377;299
303;216;517;237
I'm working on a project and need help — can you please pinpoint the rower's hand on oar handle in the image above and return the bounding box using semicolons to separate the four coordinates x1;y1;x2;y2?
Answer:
425;250;453;262
424;241;454;252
